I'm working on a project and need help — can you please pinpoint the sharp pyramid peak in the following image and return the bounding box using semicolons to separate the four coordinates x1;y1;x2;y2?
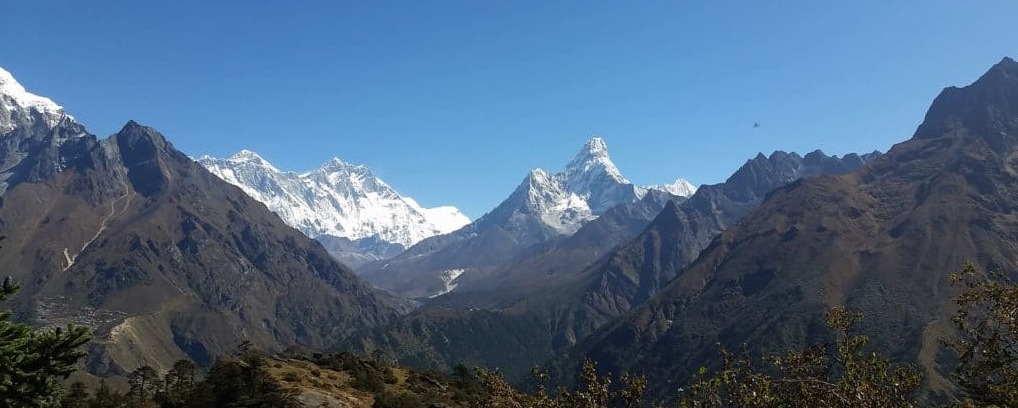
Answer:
584;137;609;154
116;120;165;140
565;136;627;183
570;137;610;161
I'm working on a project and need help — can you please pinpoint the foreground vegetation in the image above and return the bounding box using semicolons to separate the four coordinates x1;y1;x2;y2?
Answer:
2;262;1015;407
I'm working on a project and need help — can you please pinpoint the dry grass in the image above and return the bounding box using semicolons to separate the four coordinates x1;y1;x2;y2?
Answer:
264;357;375;408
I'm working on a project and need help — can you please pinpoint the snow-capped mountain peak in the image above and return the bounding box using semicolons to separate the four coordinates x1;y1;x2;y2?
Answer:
648;178;698;197
0;66;71;131
221;149;282;172
228;149;266;162
0;66;88;194
199;151;471;255
0;67;66;116
480;137;699;241
482;137;642;238
321;156;355;170
564;137;628;185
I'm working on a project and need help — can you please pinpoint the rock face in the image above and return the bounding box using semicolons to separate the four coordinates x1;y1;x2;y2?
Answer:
361;137;695;298
198;151;469;267
0;67;411;374
624;149;881;277
568;57;1018;401
0;66;90;193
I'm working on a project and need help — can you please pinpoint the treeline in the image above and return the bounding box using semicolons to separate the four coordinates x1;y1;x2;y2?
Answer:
57;347;493;408
3;262;1017;407
59;344;297;408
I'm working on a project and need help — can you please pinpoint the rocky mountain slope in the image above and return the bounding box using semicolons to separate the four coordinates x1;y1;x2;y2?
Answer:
198;151;469;266
0;66;86;193
361;138;695;298
0;66;411;375
342;149;875;380
567;57;1018;401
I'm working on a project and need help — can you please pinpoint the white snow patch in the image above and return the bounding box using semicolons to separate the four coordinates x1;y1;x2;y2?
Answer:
428;269;466;298
0;66;69;129
646;178;698;197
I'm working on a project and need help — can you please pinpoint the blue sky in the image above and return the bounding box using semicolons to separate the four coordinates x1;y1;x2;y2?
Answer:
3;1;1017;218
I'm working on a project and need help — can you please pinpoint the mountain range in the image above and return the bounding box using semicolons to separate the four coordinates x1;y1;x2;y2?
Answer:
358;137;696;298
0;66;410;375
562;57;1018;402
200;138;697;276
341;145;877;379
4;56;1015;405
198;151;470;266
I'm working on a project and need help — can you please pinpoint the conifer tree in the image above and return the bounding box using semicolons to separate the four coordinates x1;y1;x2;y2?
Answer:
947;262;1018;406
128;365;162;403
59;381;90;408
0;236;92;407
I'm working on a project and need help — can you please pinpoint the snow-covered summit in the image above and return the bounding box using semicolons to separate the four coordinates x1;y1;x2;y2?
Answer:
198;151;471;252
564;137;627;184
647;178;698;197
0;66;71;131
479;137;698;239
228;149;267;162
0;66;87;194
219;149;281;172
482;138;643;237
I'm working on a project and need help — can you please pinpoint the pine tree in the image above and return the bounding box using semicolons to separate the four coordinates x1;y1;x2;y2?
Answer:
128;365;162;403
0;235;92;406
60;381;90;408
87;380;127;408
160;359;198;406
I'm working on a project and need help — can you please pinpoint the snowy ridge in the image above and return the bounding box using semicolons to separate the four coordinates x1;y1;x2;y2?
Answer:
0;66;69;131
646;178;698;197
198;151;471;249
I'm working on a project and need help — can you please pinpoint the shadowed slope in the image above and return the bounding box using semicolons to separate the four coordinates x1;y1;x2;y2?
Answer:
568;57;1018;401
0;121;411;374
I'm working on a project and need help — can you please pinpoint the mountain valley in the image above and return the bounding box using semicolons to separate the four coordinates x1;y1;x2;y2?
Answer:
1;56;1017;407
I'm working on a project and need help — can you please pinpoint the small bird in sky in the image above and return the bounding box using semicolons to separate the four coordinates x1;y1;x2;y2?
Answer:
753;122;761;129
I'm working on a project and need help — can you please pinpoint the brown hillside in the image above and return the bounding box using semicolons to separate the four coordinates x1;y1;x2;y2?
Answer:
0;121;411;374
570;57;1018;401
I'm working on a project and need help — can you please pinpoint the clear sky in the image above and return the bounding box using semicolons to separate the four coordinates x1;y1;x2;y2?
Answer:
3;1;1017;218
